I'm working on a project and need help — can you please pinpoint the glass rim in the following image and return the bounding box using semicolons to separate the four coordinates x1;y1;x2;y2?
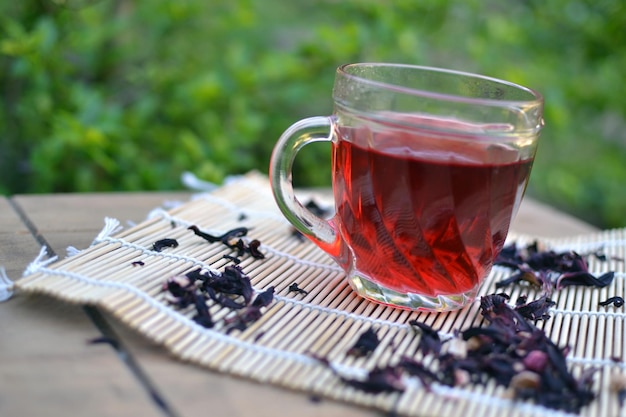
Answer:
337;63;544;108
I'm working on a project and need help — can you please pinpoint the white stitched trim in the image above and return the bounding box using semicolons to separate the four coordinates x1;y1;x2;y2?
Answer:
0;266;14;302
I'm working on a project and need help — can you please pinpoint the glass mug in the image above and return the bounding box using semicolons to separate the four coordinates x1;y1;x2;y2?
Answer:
270;63;543;312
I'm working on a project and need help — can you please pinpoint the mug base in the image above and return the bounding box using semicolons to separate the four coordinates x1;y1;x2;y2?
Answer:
348;274;478;312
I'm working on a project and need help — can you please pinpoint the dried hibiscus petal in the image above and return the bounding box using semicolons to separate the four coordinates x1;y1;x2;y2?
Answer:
523;350;549;373
288;282;309;296
409;320;443;356
202;265;253;305
495;242;617;295
312;354;404;394
222;254;241;264
222;288;274;333
515;295;556;321
396;356;439;389
341;365;405;394
224;305;264;333
188;225;248;244
188;225;264;259
599;296;625;308
495;269;543;288
251;286;275;308
247;239;265;259
152;238;179;252
556;271;614;290
347;328;380;358
468;293;596;412
162;275;196;308
205;286;247;310
192;293;214;328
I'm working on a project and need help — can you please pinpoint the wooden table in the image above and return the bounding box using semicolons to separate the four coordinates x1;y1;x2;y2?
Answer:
0;191;599;417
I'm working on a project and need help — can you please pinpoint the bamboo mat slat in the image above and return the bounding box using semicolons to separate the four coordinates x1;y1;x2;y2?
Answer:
15;171;626;417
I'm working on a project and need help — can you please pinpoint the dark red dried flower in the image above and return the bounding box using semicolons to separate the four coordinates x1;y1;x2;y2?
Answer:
152;238;179;252
495;242;616;293
288;282;309;296
341;365;406;394
515;295;556;321
467;293;595;413
252;286;275;308
599;296;625;308
396;356;439;389
311;354;405;395
247;239;265;259
188;225;265;259
192;293;214;328
409;320;443;356
347;328;380;358
556;271;615;290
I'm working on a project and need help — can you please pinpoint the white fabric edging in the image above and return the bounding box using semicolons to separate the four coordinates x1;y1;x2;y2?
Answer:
181;171;245;192
93;217;123;244
23;246;58;277
0;245;58;302
181;171;220;192
0;266;14;302
65;246;82;257
65;217;123;258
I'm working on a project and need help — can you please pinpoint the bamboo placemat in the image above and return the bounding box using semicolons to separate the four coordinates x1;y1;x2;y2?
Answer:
16;171;626;417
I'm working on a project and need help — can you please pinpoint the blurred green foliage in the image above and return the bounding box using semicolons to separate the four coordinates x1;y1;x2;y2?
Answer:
1;0;625;228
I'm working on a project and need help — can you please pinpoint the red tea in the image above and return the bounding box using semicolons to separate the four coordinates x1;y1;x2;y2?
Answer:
332;122;533;297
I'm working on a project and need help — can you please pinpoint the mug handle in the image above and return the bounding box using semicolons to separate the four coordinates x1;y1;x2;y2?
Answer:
270;116;344;259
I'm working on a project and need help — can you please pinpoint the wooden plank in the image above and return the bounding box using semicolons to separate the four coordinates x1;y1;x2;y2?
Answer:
511;197;599;237
0;197;42;277
105;317;383;417
0;197;165;417
11;191;193;251
11;193;381;417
